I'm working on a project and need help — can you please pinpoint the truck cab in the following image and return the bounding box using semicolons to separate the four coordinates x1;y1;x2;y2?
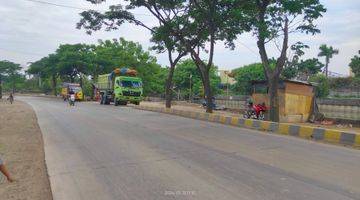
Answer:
114;76;143;105
61;83;83;101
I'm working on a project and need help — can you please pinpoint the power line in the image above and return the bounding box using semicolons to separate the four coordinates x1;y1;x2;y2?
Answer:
237;41;258;57
0;47;45;57
24;0;90;11
23;0;151;16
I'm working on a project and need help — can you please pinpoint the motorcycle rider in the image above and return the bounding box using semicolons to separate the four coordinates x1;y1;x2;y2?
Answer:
68;89;75;106
246;98;255;116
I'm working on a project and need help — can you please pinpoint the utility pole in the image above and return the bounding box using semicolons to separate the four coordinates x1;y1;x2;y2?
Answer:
226;75;229;99
189;74;192;102
38;73;42;88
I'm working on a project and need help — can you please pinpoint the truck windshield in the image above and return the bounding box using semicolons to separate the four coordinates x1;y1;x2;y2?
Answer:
120;80;142;88
70;86;81;92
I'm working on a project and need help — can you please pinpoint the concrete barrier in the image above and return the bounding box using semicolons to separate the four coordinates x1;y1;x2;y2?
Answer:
135;105;360;149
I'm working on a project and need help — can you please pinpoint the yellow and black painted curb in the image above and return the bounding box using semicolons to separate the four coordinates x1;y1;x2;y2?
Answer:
136;105;360;148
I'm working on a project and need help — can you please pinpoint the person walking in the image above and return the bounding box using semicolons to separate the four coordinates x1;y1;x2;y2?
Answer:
8;93;14;104
0;156;14;182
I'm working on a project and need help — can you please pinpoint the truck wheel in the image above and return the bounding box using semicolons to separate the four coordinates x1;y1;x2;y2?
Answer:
104;96;110;105
100;95;104;104
119;101;127;105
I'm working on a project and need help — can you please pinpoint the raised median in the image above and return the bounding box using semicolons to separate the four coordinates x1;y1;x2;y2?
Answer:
135;105;360;149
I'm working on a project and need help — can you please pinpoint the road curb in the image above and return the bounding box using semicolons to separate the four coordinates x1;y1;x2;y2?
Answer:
135;105;360;148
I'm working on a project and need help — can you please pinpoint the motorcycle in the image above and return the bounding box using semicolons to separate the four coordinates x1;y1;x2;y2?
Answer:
69;94;76;106
243;102;267;120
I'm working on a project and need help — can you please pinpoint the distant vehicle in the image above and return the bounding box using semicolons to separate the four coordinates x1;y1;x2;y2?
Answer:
96;68;143;106
61;83;83;101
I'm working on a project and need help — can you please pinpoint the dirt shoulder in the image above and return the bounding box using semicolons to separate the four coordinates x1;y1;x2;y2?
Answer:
0;99;52;200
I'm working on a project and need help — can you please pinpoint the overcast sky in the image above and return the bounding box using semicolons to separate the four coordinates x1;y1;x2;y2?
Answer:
0;0;359;75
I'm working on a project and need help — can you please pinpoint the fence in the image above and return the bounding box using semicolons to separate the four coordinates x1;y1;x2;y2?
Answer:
329;87;360;98
145;96;360;122
317;98;360;121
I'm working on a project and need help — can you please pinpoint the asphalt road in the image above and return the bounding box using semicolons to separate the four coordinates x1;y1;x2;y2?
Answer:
21;96;360;200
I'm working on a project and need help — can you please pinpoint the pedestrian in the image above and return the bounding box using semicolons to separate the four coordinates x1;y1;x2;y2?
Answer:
8;93;14;104
0;156;14;182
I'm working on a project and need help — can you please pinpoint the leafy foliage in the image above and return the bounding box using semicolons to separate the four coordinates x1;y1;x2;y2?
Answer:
231;63;266;95
282;58;324;80
173;59;220;98
318;44;339;76
249;0;326;121
309;74;329;98
27;38;166;96
0;60;22;97
349;52;360;77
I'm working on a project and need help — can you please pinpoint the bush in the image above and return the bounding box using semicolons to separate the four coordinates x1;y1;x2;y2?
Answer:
231;63;266;95
309;74;329;98
328;77;353;89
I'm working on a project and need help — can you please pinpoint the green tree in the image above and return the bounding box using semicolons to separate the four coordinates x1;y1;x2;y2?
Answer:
249;0;326;122
0;60;22;98
78;1;251;113
93;38;166;95
349;51;360;77
232;63;266;95
282;42;309;79
309;74;329;98
318;44;339;77
282;58;324;80
167;1;251;113
2;73;26;93
77;0;187;108
56;44;93;86
173;59;220;99
28;54;60;96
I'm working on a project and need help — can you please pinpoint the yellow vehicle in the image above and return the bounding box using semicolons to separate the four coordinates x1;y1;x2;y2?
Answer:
61;83;83;101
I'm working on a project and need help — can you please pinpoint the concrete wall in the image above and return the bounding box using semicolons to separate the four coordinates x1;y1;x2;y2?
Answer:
216;98;360;122
318;98;360;121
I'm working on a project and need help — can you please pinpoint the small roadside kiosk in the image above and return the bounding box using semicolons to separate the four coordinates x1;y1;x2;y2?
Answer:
251;80;315;123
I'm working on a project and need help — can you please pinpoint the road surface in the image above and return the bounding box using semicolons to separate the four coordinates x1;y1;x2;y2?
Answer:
22;97;360;200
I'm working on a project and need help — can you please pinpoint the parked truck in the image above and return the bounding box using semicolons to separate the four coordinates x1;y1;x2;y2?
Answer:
96;68;143;106
61;83;83;101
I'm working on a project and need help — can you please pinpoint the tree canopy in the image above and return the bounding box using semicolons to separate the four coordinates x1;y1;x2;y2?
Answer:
249;0;326;121
173;59;220;99
349;51;360;77
0;60;22;98
318;44;339;77
78;0;253;113
27;38;166;96
232;63;268;95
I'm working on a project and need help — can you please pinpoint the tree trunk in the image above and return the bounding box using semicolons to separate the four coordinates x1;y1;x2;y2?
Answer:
12;77;15;94
79;74;84;99
325;57;329;77
165;64;175;108
268;75;280;122
0;75;2;99
52;74;57;96
203;71;213;113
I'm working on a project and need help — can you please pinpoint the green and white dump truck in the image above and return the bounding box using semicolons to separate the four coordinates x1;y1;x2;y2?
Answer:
96;68;143;106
